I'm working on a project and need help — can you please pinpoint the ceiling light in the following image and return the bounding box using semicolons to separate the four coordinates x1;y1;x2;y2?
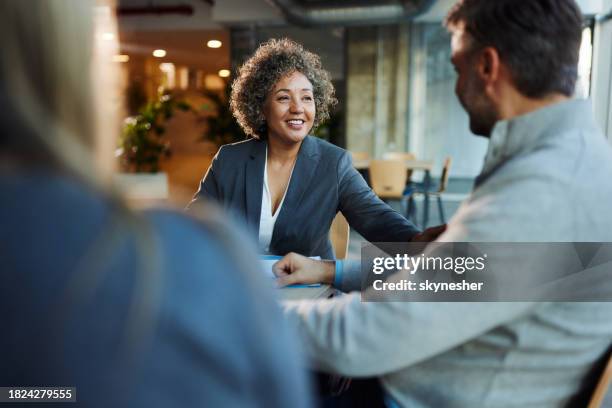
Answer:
218;69;230;78
152;49;166;58
207;40;222;49
112;54;129;63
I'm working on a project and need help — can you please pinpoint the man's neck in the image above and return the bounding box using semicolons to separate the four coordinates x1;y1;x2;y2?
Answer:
497;90;569;122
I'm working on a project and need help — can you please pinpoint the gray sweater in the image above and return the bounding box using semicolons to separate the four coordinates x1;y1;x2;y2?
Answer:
283;99;612;407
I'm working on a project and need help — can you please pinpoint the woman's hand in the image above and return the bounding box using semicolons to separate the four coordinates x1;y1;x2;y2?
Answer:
410;224;447;242
272;252;335;287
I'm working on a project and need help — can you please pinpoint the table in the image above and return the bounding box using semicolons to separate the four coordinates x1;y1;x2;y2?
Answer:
279;284;335;300
352;159;433;172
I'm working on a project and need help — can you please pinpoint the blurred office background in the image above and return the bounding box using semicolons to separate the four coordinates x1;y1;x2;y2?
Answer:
112;0;612;237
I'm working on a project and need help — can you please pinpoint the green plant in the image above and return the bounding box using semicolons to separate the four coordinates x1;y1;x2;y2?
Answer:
200;85;246;146
117;93;191;173
126;80;148;115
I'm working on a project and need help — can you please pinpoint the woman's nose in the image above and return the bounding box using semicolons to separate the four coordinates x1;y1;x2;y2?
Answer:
290;98;304;113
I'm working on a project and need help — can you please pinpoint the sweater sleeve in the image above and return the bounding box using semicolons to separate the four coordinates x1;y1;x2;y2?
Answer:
281;295;532;377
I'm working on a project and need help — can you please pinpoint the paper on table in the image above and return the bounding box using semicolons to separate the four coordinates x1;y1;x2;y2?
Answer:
259;255;322;287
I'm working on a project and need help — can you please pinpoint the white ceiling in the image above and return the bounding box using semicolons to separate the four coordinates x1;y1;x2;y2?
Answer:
212;0;283;24
117;0;229;72
118;0;222;31
116;0;610;73
118;29;230;71
118;0;610;32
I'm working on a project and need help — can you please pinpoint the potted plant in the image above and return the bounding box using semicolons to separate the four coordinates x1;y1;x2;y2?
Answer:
115;92;191;201
199;84;246;146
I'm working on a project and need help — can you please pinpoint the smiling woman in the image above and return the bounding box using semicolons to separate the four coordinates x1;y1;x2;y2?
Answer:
188;38;422;258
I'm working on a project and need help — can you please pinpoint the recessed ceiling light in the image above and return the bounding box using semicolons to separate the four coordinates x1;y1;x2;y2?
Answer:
152;49;166;58
112;54;129;63
218;69;230;78
207;40;222;49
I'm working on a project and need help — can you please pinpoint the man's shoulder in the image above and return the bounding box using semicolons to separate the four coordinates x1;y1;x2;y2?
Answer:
506;124;611;189
451;129;612;241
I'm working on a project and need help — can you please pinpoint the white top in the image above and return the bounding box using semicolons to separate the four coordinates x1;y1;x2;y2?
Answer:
258;149;295;252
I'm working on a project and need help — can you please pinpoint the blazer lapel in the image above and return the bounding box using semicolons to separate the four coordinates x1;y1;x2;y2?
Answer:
270;136;320;251
245;139;266;235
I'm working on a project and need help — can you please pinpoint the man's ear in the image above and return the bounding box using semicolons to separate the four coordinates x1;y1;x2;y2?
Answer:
476;46;501;85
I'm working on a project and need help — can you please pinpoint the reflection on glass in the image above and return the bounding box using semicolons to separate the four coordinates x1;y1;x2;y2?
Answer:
576;26;593;99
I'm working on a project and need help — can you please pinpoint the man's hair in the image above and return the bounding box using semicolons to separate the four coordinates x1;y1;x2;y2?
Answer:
445;0;584;98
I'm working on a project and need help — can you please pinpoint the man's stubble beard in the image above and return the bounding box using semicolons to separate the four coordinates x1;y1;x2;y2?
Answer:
463;72;499;138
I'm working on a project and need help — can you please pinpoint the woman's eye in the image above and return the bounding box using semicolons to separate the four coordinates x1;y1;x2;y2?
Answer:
277;96;289;101
303;96;313;101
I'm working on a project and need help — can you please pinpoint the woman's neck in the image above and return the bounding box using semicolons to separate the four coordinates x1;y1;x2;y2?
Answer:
266;136;302;165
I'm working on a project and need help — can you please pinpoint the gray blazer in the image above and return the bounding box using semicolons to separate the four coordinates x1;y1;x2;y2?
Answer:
189;136;419;258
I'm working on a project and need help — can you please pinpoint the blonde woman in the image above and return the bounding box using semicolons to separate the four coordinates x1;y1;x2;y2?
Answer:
0;1;312;407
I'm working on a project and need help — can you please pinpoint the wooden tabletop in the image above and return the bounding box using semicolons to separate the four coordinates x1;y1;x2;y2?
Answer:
353;159;434;171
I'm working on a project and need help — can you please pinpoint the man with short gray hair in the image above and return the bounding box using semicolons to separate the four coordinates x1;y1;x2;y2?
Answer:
273;0;612;406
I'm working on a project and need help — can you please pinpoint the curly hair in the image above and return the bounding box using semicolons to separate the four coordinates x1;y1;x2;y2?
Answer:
230;38;337;139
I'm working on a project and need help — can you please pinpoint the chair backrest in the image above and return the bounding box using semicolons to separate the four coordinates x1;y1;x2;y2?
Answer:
350;151;370;162
383;152;417;181
369;159;408;199
588;351;612;408
438;157;452;193
330;212;350;260
382;151;416;161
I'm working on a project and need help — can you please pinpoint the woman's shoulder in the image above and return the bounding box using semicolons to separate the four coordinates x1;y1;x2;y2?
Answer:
306;136;348;161
217;137;261;158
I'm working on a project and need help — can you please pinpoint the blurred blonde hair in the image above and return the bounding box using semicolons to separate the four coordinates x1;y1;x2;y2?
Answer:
0;0;121;183
0;0;161;365
0;0;276;378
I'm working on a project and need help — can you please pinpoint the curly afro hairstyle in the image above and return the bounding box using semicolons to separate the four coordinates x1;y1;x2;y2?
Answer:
230;38;337;139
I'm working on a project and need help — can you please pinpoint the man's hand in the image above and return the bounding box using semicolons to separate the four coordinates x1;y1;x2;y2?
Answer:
272;252;335;287
411;224;447;242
